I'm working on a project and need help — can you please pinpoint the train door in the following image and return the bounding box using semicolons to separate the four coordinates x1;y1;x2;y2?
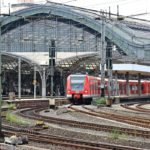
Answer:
148;82;150;94
119;83;123;95
123;83;126;95
105;81;108;95
130;82;135;95
89;80;91;95
135;83;138;94
141;83;144;94
114;82;119;96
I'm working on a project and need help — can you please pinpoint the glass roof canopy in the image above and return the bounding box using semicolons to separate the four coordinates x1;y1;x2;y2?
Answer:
0;2;150;76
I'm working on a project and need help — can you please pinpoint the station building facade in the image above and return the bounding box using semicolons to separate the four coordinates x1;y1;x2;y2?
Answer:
0;2;150;98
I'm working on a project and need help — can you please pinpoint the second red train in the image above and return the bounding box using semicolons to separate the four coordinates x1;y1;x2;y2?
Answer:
66;74;150;104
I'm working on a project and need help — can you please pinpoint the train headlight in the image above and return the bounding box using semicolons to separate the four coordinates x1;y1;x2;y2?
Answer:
84;90;88;93
68;90;71;93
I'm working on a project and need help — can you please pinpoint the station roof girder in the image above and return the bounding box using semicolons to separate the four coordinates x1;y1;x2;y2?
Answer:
0;2;150;62
1;52;41;73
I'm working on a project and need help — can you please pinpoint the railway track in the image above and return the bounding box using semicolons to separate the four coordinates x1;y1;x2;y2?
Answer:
17;107;150;138
75;105;150;129
2;124;144;150
2;101;150;149
136;103;150;112
121;103;150;113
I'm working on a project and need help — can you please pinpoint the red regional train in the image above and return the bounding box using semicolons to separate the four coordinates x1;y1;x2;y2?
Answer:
66;74;150;104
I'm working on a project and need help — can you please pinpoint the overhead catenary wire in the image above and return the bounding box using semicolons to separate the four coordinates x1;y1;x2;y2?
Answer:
45;0;150;24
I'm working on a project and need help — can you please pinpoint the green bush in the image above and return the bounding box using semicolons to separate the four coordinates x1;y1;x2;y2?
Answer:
109;129;121;140
6;112;29;125
95;97;107;105
7;103;16;110
120;133;128;139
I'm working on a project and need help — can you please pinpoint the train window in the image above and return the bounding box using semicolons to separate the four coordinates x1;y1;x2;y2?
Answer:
120;84;122;91
141;85;144;91
71;76;85;81
134;86;137;90
71;83;84;90
70;76;85;91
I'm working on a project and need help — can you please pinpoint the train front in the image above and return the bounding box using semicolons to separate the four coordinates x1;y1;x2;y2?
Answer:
66;74;86;104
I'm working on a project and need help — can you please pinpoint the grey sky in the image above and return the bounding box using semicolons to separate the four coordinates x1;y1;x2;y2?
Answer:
1;0;150;20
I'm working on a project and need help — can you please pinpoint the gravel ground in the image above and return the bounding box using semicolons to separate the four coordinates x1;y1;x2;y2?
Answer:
0;143;79;150
92;104;150;118
40;105;150;131
40;124;150;148
85;104;150;121
39;106;150;149
140;104;150;109
2;104;150;150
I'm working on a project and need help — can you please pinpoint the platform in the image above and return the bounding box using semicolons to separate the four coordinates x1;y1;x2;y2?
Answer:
113;64;150;76
114;95;150;103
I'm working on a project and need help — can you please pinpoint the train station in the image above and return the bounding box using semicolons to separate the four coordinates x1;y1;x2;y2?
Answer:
0;1;149;100
0;1;150;150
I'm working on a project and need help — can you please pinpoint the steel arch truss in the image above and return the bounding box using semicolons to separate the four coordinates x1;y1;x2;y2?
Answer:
1;2;150;61
0;2;149;77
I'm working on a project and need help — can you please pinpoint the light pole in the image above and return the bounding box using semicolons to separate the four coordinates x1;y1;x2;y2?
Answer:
49;39;55;97
0;51;2;140
0;21;4;142
100;11;106;97
106;41;113;99
33;66;36;99
18;57;21;100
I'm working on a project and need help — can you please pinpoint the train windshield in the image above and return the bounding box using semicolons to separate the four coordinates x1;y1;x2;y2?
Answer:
70;75;85;91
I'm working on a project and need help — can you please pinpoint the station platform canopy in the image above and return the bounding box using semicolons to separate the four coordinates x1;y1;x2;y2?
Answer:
1;52;41;74
0;1;150;78
113;64;150;76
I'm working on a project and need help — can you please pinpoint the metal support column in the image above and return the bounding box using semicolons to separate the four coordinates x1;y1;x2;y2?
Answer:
106;41;113;99
115;71;118;96
0;51;2;139
125;72;129;96
60;69;64;96
50;72;54;96
34;66;36;99
138;73;141;96
100;11;106;97
49;40;55;97
0;22;4;142
108;70;113;97
42;67;46;98
18;58;21;100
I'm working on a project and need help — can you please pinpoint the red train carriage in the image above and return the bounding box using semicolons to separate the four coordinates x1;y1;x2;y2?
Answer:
141;81;150;94
128;80;138;95
66;74;100;104
66;74;150;104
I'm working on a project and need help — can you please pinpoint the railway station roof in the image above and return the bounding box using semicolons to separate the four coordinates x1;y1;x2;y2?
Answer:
1;2;150;61
0;2;150;77
113;64;150;76
57;51;150;77
1;52;41;73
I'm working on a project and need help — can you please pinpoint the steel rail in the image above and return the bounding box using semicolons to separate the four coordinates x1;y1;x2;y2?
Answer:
18;107;150;138
2;125;143;150
81;105;150;128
